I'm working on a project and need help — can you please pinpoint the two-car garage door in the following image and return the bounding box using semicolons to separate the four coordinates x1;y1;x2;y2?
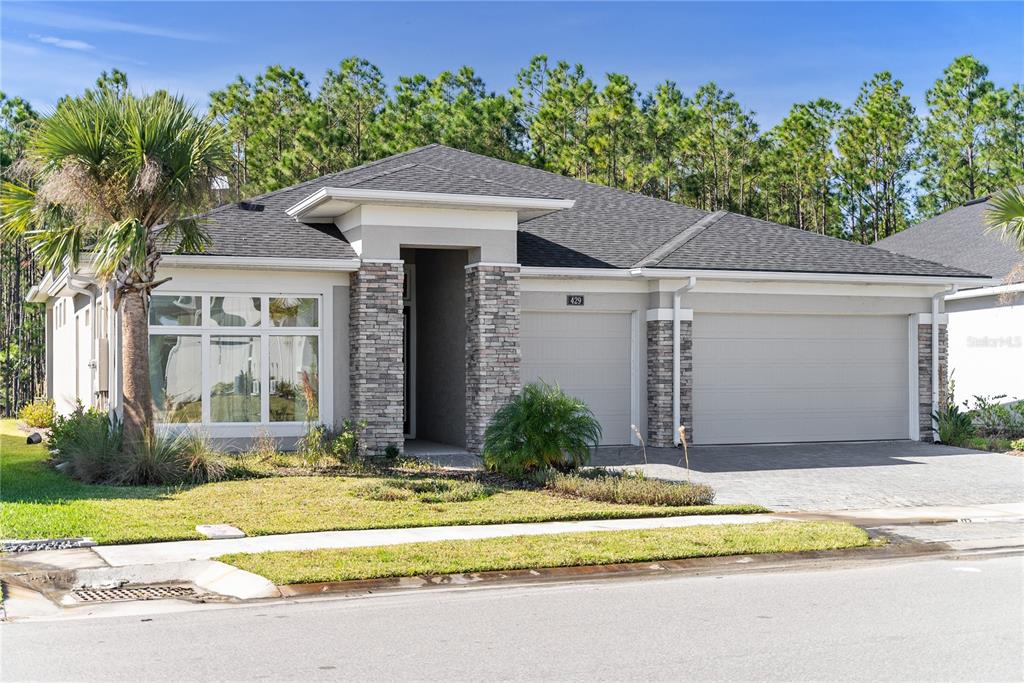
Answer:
520;310;910;447
692;313;909;445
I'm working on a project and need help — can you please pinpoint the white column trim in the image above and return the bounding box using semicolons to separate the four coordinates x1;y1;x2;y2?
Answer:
646;308;693;322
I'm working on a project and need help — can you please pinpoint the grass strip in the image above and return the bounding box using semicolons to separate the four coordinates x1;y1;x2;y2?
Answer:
218;521;870;585
0;421;764;545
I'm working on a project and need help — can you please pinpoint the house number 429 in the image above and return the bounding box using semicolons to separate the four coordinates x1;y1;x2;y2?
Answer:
566;295;585;306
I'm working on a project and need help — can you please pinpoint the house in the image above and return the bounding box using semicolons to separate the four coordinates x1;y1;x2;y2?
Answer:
875;195;1024;406
28;145;992;453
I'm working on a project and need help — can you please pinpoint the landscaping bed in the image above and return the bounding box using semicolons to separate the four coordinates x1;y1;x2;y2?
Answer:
218;521;871;585
0;420;763;545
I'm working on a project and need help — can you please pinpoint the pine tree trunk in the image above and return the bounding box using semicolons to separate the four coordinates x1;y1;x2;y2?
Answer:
120;287;154;452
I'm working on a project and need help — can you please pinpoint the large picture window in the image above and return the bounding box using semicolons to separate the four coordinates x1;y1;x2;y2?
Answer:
148;293;321;425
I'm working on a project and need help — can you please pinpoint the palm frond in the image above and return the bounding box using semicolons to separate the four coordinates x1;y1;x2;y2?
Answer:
985;187;1024;251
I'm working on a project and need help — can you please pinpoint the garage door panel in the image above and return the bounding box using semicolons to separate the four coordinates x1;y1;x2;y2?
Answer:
697;387;907;413
693;313;909;445
699;361;907;388
521;311;632;445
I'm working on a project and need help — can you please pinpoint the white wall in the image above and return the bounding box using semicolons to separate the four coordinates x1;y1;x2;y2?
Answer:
947;304;1024;404
50;295;80;414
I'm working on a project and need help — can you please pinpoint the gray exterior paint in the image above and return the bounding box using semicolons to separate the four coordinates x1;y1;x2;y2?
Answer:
332;284;350;427
875;197;1023;281
413;249;468;447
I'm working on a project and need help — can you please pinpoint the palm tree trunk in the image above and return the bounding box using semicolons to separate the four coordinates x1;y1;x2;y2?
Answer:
120;287;154;452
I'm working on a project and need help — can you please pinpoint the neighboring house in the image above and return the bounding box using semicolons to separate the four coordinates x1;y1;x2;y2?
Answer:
876;196;1024;407
28;145;991;452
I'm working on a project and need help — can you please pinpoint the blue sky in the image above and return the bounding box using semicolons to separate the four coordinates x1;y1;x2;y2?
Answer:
2;1;1022;128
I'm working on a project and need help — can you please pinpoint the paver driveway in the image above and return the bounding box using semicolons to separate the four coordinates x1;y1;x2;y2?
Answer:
589;441;1024;511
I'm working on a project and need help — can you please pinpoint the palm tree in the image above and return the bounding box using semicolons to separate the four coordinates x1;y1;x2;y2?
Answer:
986;187;1024;251
1;87;229;451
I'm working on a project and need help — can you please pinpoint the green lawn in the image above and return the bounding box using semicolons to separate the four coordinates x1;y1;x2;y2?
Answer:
220;521;871;585
0;420;764;545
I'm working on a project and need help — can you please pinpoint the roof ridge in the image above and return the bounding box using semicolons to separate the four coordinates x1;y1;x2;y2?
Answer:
633;210;725;268
423;144;698;213
414;160;561;198
199;144;441;216
344;162;418;187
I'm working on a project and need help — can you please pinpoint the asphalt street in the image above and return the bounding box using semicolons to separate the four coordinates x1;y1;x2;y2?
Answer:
3;554;1022;682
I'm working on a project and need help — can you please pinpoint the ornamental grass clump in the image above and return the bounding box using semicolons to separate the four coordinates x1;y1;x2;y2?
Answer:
482;381;602;478
544;470;715;507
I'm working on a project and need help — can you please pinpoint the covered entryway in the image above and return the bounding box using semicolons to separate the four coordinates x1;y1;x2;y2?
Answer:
692;313;909;445
521;311;634;445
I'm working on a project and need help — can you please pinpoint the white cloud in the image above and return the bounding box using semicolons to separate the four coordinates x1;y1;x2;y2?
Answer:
8;6;214;42
31;34;95;51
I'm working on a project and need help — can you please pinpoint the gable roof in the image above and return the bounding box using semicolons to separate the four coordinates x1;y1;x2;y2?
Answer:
874;196;1023;281
186;144;984;279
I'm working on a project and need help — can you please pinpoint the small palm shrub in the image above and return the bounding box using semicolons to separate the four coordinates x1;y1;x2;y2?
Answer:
482;381;602;477
544;470;715;507
19;399;55;428
934;403;976;446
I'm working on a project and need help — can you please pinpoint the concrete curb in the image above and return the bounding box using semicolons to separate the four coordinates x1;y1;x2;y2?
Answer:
273;540;947;599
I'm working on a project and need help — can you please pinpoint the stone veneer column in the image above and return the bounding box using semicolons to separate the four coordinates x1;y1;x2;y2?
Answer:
350;261;405;455
465;264;521;453
646;317;693;448
917;321;948;442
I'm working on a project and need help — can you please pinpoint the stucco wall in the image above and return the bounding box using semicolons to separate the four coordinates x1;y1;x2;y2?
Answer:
947;304;1024;405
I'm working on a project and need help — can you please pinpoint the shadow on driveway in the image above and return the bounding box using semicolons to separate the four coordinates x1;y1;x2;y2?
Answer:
590;440;984;474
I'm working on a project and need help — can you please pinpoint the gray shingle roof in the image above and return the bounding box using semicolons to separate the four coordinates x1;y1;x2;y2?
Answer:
874;197;1023;281
185;144;985;279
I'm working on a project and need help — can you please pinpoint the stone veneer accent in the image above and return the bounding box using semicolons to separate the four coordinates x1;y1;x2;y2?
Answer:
350;261;405;455
647;319;692;448
917;322;948;442
465;264;521;453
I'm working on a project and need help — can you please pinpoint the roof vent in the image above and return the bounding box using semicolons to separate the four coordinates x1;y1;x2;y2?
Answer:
238;201;264;212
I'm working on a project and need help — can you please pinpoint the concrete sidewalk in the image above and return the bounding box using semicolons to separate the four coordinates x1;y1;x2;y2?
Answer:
93;513;786;566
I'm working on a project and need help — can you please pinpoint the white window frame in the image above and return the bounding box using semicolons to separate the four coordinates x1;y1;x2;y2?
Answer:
149;291;323;427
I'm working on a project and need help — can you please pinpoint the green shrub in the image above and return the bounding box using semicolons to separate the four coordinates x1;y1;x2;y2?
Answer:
296;420;369;467
1010;438;1024;452
352;478;496;503
18;399;54;428
177;432;228;485
49;404;122;483
934;403;976;446
544;470;715;507
966;395;1024;439
332;419;366;462
482;381;602;477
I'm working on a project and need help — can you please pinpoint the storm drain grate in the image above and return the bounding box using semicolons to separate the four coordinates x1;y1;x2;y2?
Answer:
70;585;198;603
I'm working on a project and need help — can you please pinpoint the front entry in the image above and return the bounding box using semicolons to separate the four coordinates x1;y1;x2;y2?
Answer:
402;249;467;448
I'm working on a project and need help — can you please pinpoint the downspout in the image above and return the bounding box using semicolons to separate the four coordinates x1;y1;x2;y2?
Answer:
673;277;697;445
931;284;958;440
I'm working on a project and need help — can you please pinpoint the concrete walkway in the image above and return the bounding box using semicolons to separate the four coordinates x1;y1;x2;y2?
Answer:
93;513;785;567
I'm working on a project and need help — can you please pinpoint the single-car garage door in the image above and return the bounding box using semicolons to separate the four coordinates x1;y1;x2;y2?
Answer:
693;313;909;445
521;311;632;445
